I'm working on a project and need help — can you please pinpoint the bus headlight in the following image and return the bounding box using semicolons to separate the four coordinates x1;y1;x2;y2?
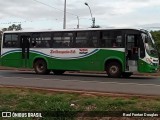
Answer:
146;58;153;65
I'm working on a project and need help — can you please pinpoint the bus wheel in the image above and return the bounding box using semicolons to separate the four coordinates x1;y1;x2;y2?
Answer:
106;62;122;78
34;60;49;74
53;70;65;75
121;72;132;78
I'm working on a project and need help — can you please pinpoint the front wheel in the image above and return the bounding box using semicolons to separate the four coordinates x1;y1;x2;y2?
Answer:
106;62;122;78
34;60;50;74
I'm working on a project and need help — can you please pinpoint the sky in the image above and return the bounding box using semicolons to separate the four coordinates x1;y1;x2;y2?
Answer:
0;0;160;30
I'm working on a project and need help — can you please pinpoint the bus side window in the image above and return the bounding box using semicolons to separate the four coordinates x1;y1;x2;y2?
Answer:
100;31;112;48
139;35;145;58
31;33;51;48
112;42;117;47
52;32;74;48
3;34;19;48
41;33;51;48
116;36;123;47
63;32;74;48
75;32;88;48
126;34;139;60
4;35;12;48
100;32;105;48
32;41;37;47
88;31;99;48
53;32;62;48
100;30;123;48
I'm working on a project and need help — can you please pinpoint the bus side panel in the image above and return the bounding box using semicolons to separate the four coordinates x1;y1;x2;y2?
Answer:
1;48;126;72
30;49;125;72
1;49;23;68
97;49;125;72
30;49;101;71
138;59;159;73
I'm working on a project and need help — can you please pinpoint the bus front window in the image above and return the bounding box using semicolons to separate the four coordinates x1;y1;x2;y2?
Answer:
142;33;158;57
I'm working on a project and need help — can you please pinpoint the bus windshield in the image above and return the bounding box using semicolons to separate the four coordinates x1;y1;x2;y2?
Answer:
142;32;158;57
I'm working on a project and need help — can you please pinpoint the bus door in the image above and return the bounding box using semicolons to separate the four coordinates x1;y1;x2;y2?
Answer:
125;34;139;72
20;35;30;68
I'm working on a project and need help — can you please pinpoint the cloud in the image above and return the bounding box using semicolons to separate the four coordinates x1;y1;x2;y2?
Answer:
0;0;160;29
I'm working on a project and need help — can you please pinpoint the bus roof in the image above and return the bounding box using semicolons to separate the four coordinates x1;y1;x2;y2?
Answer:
3;28;145;34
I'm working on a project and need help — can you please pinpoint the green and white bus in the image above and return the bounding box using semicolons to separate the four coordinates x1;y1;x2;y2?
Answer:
0;28;159;78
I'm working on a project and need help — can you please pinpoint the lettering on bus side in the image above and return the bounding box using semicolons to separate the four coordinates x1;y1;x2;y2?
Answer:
50;50;76;54
79;49;88;54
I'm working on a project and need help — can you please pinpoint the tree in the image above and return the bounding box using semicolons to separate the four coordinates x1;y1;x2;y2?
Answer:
2;28;8;32
0;31;2;53
8;24;22;31
0;24;22;48
1;24;22;32
150;31;160;64
150;31;160;52
91;25;101;28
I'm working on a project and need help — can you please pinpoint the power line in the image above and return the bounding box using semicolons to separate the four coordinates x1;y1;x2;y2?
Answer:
1;0;89;28
0;18;63;25
32;0;78;17
32;0;81;28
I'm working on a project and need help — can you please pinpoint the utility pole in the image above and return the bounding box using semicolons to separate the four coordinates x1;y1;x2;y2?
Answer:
63;0;80;29
63;0;66;29
77;16;79;29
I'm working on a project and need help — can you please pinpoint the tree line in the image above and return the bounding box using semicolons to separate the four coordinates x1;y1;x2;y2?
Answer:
150;31;160;53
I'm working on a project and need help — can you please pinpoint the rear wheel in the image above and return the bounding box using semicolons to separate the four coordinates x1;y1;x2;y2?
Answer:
34;60;50;74
53;70;65;75
106;62;122;78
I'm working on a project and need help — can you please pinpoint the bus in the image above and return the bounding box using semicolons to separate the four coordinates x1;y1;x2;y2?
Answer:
0;28;159;78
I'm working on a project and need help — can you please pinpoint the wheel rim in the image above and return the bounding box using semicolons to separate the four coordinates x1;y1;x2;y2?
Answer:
37;63;44;72
109;65;119;75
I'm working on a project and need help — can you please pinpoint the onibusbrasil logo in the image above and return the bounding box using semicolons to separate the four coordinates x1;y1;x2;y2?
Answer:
1;112;42;118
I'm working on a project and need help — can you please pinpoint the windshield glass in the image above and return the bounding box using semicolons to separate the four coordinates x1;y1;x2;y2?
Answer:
142;32;158;57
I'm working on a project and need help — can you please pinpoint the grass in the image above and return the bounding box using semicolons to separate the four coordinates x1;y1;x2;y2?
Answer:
0;88;160;120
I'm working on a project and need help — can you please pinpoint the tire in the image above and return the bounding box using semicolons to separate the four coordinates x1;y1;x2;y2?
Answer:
34;60;50;74
122;72;132;78
106;62;122;78
53;70;65;75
